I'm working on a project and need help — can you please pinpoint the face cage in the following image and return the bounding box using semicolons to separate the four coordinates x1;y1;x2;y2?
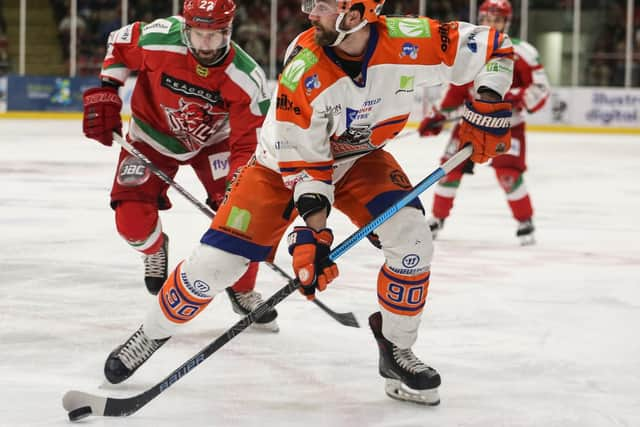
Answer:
181;24;232;65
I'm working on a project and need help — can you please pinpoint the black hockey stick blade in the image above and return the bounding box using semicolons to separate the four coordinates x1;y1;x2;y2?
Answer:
312;298;359;327
62;278;300;420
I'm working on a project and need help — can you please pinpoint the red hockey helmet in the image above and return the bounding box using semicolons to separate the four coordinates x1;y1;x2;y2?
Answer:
182;0;236;65
183;0;236;30
478;0;512;32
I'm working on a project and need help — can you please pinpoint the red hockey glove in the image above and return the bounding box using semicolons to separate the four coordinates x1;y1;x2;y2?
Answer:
503;88;525;111
287;226;339;300
418;111;447;137
458;99;512;163
82;86;123;146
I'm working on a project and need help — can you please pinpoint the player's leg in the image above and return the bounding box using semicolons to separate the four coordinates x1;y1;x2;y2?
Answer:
191;145;278;331
110;141;178;294
104;163;293;384
335;150;441;405
429;125;473;239
491;123;535;245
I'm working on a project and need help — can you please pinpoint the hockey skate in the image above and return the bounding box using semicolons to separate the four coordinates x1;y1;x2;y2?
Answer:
226;287;279;332
104;326;170;384
369;312;441;405
427;217;445;240
143;233;168;295
516;219;535;246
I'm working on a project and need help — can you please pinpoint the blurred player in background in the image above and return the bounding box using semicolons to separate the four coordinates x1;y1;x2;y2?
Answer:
81;0;278;329
418;0;550;245
100;0;514;405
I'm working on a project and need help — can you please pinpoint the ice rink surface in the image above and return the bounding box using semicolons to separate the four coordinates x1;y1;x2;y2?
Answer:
1;120;639;426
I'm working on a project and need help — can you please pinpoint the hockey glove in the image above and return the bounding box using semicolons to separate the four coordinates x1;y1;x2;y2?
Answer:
82;86;123;146
503;88;526;111
418;111;447;137
458;99;512;163
287;226;339;300
366;232;382;249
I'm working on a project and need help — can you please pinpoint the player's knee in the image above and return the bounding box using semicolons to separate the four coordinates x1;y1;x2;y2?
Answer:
181;244;251;297
375;207;433;272
115;201;159;242
494;168;523;193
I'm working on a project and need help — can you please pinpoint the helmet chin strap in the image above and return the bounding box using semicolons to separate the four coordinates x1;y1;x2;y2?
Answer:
330;13;368;47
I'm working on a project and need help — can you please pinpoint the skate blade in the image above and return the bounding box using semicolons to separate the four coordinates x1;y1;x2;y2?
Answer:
519;234;536;246
384;379;440;406
250;320;280;333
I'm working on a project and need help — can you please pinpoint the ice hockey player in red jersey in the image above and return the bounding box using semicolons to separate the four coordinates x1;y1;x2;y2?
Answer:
81;0;278;330
100;0;514;404
418;0;551;245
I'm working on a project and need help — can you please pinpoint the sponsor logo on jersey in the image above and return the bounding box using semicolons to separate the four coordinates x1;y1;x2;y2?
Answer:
161;73;224;105
114;24;134;44
276;94;301;115
208;151;230;180
195;64;209;78
116;155;150;186
395;75;415;94
163;97;229;151
467;32;478;53
386;18;431;38
486;62;513;73
280;49;318;91
142;19;172;35
438;23;452;52
226;206;252;232
321;104;343;116
400;42;419;59
304;74;321;94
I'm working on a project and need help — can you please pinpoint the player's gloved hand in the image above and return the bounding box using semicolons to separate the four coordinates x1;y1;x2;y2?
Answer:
503;88;525;111
82;86;123;146
366;232;382;249
287;226;339;300
418;111;447;137
458;99;512;163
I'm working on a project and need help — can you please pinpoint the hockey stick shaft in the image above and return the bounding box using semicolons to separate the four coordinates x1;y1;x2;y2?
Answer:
111;133;358;328
62;144;472;419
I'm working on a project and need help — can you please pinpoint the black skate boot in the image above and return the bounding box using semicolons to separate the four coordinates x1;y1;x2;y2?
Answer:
516;219;535;246
143;233;168;295
427;217;445;240
225;287;279;332
369;312;441;405
104;326;170;384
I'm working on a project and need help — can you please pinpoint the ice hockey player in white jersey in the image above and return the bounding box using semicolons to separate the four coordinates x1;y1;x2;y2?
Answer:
101;0;514;405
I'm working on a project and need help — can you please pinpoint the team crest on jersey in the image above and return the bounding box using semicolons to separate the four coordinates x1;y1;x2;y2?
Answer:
400;43;419;59
117;155;150;186
330;125;374;159
163;98;229;151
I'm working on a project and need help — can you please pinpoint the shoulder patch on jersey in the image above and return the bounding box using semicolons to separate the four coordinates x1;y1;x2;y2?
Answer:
110;24;135;44
386;17;431;38
141;19;173;35
231;42;258;75
280;48;318;92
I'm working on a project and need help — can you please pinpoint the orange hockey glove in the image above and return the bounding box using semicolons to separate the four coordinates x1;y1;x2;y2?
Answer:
287;226;339;300
418;111;447;137
458;99;512;163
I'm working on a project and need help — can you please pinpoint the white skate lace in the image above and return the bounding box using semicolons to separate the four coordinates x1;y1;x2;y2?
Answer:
393;347;431;374
117;328;163;371
144;246;167;278
234;290;265;312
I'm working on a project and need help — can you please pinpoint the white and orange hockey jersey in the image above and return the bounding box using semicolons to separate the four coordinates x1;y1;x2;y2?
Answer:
255;16;514;204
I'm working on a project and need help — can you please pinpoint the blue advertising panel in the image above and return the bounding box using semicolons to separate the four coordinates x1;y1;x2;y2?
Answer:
7;75;99;111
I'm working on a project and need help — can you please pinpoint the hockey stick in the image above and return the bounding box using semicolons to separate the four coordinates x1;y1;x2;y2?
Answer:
111;133;359;328
62;144;473;421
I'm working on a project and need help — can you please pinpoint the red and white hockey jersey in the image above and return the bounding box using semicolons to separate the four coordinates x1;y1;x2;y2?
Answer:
255;16;514;204
437;38;551;127
100;16;270;173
